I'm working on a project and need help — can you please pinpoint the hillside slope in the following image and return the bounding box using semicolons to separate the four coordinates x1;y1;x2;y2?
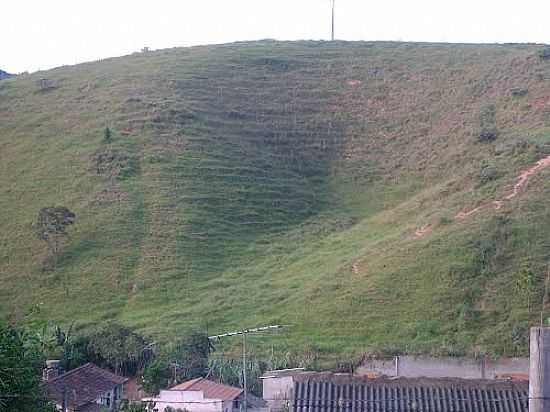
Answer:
1;41;550;359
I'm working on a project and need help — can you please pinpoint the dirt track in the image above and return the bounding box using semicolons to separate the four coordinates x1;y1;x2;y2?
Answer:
456;154;550;219
415;154;550;238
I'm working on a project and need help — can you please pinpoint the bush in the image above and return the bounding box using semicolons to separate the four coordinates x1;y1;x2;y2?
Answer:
94;149;138;180
478;163;500;185
510;87;528;97
104;127;112;143
478;105;498;143
539;48;550;60
479;128;498;143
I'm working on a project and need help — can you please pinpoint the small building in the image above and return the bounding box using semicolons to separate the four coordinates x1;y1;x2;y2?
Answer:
144;377;267;412
43;362;127;412
260;368;309;412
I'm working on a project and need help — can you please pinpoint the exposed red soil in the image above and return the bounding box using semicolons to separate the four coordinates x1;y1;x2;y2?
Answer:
415;154;550;238
456;154;550;220
531;95;550;111
414;224;433;239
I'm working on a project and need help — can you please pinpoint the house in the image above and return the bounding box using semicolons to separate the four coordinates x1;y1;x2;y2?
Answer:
261;370;529;412
144;377;266;412
42;362;127;412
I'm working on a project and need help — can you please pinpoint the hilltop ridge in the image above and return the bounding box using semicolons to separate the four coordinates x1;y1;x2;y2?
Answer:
0;69;12;80
1;41;550;359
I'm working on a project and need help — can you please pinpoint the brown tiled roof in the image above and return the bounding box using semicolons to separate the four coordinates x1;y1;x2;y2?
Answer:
43;363;127;409
293;374;528;412
171;378;244;400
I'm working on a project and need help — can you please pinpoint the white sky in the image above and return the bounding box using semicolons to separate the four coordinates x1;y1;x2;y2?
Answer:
2;0;550;73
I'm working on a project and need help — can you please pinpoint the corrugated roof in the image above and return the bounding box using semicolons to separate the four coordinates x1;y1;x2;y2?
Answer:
293;375;528;412
171;378;244;401
43;363;127;408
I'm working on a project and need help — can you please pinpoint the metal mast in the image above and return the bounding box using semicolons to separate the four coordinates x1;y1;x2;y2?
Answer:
209;325;284;412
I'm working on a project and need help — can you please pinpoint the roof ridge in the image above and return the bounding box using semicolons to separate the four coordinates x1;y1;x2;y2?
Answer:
187;377;204;389
44;362;94;384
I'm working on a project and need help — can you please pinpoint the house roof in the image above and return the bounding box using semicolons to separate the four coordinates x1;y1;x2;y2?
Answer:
171;377;244;401
43;363;127;408
293;374;528;412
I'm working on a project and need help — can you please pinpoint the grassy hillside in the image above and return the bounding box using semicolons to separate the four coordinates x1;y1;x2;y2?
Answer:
1;41;550;361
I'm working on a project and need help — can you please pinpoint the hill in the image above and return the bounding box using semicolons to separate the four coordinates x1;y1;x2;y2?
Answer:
1;41;550;360
0;70;13;80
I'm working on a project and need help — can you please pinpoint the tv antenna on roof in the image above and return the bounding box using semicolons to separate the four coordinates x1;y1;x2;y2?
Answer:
209;325;284;412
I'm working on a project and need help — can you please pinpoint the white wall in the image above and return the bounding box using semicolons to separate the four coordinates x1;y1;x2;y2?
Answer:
147;390;226;412
357;356;529;379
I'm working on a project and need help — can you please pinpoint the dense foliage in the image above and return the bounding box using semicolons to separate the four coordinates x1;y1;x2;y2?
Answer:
141;332;211;394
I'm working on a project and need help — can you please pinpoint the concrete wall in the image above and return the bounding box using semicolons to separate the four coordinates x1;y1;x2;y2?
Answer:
262;376;295;412
356;356;529;379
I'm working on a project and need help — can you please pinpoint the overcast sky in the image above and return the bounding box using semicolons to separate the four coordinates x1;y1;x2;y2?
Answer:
2;0;550;73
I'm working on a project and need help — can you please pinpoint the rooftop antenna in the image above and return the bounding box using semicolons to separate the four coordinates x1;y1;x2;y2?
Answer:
331;0;335;41
209;325;284;412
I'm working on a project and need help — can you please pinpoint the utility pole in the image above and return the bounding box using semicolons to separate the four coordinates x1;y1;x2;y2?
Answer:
242;333;247;412
209;325;284;412
331;0;335;41
530;327;550;412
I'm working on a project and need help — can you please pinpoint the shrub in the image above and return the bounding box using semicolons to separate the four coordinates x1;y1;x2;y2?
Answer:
510;87;528;97
94;149;138;180
479;128;498;142
478;105;498;143
104;127;112;143
478;163;500;185
539;48;550;60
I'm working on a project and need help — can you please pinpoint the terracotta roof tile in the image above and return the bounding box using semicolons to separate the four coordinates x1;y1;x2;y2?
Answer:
43;363;127;408
171;378;243;401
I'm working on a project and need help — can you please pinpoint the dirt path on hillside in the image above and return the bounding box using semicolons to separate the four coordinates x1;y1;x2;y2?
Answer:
456;154;550;219
414;154;550;238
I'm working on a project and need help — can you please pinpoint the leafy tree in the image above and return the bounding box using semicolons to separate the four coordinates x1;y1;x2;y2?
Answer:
141;332;211;394
140;358;172;395
85;324;153;376
33;207;75;256
0;324;57;412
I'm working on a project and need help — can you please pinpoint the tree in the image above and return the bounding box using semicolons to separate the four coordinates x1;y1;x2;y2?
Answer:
0;324;57;412
33;207;75;256
104;127;112;143
85;324;153;376
141;332;211;394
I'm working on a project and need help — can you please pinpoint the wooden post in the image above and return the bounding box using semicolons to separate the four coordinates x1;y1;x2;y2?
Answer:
529;327;550;412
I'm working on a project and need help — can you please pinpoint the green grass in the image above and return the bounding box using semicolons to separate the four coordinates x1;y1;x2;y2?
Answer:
1;41;550;362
